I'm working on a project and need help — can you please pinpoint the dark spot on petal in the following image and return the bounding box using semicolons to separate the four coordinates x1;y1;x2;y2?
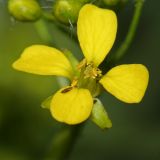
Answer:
61;87;72;93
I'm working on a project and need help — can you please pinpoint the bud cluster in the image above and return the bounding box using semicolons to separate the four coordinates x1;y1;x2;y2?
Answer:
8;0;92;23
8;0;128;23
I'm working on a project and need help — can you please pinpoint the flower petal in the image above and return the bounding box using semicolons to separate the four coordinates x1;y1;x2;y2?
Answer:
99;64;149;103
50;87;93;124
13;45;73;79
77;4;117;66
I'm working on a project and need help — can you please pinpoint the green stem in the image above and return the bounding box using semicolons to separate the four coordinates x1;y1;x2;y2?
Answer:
34;19;53;45
42;12;78;41
33;18;83;160
110;0;145;63
44;124;83;160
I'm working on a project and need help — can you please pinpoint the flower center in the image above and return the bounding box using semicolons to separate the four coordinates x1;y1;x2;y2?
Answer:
68;59;102;97
77;59;102;79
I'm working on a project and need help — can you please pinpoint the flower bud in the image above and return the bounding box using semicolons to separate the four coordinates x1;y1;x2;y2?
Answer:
53;0;83;24
91;98;112;129
8;0;42;21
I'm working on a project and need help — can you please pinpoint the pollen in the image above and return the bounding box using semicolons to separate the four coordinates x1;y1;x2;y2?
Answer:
84;63;102;79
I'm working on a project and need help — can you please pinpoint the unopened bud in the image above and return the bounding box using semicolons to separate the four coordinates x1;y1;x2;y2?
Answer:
8;0;42;21
53;0;83;24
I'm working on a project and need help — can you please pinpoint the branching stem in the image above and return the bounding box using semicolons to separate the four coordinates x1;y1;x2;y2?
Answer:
110;0;145;63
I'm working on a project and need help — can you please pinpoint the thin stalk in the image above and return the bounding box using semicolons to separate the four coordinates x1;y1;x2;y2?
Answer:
110;0;145;63
34;19;53;45
44;124;83;160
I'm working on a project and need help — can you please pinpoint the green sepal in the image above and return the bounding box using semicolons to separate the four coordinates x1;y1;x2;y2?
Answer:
90;98;112;129
41;95;52;109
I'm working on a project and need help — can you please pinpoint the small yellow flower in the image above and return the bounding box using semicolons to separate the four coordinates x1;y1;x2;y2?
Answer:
13;4;149;125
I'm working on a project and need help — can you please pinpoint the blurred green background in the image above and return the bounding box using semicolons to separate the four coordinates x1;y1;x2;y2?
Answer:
0;0;160;160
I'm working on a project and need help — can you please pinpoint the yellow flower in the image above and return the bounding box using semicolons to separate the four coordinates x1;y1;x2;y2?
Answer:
12;4;149;125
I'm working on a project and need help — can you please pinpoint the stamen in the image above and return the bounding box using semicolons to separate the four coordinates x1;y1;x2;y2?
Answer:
77;59;87;70
83;63;102;79
71;79;78;87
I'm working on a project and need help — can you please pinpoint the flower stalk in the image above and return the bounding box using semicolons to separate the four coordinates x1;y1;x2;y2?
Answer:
109;0;145;63
34;19;54;45
44;124;83;160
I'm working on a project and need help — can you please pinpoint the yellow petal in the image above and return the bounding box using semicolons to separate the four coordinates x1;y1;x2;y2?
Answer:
77;4;117;66
99;64;149;103
13;45;73;79
50;87;93;124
